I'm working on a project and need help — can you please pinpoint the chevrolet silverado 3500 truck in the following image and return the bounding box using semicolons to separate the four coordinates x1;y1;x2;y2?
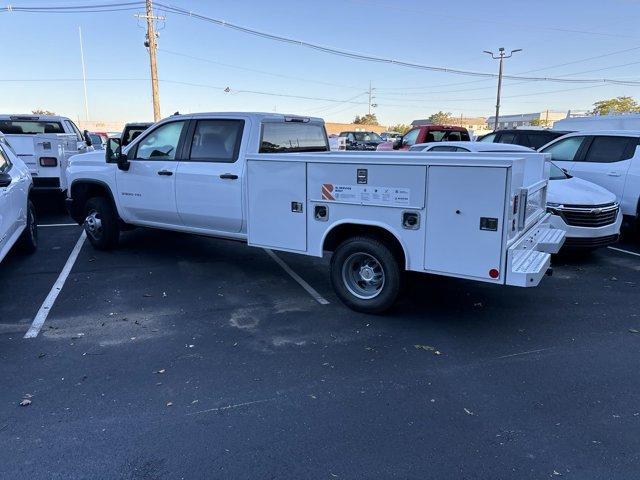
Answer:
66;112;564;313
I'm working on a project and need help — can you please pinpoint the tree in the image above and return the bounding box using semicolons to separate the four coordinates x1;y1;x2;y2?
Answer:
427;111;452;125
32;109;56;115
591;96;640;116
353;113;379;125
387;123;412;134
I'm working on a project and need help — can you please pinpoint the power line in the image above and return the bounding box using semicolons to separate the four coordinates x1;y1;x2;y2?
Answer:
153;1;640;85
158;48;361;90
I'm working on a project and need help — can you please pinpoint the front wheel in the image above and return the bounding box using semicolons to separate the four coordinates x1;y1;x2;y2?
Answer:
17;200;37;254
84;197;120;250
330;236;402;314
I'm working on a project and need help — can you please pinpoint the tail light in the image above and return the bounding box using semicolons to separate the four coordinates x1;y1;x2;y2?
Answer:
39;157;57;167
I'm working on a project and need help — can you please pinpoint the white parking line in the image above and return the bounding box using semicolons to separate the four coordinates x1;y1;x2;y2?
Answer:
263;248;330;305
38;223;78;227
608;246;640;258
24;231;87;339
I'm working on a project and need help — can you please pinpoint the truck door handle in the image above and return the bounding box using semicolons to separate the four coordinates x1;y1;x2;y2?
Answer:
157;170;173;176
219;173;238;180
607;172;621;177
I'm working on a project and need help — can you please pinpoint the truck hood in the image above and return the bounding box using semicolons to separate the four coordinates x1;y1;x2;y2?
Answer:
68;150;106;167
548;176;617;206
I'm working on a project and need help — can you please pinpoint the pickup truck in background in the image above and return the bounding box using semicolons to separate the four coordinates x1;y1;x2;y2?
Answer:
0;114;92;192
377;124;470;151
120;122;153;147
66;112;564;313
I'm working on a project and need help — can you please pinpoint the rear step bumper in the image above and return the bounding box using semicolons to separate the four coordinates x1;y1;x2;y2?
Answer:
506;214;565;287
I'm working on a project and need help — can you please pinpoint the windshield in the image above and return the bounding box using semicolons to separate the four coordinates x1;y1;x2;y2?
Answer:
548;162;569;180
0;120;64;135
354;132;383;142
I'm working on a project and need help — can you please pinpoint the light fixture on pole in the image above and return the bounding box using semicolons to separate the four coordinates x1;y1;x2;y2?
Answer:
484;47;522;131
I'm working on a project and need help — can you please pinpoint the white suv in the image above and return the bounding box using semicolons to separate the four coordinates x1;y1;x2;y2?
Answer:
539;131;640;228
0;134;37;263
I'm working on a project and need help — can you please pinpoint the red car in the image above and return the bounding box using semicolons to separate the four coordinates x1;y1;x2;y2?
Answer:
377;124;470;150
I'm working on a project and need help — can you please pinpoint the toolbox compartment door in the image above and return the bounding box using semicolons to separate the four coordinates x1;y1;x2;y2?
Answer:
247;160;307;252
424;165;508;282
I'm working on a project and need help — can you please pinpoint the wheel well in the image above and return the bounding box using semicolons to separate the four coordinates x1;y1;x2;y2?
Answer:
323;223;406;268
69;181;117;223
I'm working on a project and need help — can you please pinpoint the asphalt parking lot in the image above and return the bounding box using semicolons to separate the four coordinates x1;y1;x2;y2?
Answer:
1;196;640;480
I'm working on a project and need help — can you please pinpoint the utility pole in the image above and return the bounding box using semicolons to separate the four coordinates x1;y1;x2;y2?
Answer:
136;0;164;121
368;81;377;116
78;26;89;121
484;47;522;131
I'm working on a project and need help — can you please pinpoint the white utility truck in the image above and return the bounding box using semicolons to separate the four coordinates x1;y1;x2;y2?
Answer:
0;114;92;192
66;112;564;313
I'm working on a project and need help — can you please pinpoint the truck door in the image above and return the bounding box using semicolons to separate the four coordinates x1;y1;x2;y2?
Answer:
116;120;187;225
175;119;245;233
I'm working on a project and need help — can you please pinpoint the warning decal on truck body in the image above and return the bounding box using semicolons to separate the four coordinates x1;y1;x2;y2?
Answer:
321;184;410;206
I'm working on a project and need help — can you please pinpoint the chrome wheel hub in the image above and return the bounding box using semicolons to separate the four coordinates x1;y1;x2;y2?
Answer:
84;210;103;238
342;252;385;300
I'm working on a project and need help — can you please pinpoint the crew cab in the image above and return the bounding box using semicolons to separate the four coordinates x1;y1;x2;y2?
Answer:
66;112;563;313
0;133;37;263
377;124;470;151
0;114;92;192
410;142;621;250
539;131;640;229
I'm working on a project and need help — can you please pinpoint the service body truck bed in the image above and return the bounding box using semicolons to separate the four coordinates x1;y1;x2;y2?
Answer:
0;115;89;191
66;112;564;313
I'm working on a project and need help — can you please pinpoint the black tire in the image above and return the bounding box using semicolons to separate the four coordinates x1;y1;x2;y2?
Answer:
17;200;37;254
84;196;119;250
329;236;402;314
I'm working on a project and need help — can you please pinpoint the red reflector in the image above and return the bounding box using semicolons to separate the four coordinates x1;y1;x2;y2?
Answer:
39;157;57;167
489;269;500;279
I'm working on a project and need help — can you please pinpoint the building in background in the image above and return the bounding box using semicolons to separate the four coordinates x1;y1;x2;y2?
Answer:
77;120;126;134
486;110;567;130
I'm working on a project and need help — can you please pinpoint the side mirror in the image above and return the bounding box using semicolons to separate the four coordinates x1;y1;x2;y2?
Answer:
0;172;11;188
392;137;402;150
106;137;129;171
83;130;93;147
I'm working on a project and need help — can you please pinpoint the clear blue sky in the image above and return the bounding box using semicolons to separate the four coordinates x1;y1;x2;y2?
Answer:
2;0;639;126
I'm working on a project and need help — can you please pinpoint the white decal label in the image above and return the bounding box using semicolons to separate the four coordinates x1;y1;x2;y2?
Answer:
322;184;410;206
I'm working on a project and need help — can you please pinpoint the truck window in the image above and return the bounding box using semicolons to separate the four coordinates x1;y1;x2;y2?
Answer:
260;122;328;153
0;120;64;135
583;136;636;163
402;128;420;147
134;121;186;160
64;119;83;141
188;119;244;162
478;133;497;143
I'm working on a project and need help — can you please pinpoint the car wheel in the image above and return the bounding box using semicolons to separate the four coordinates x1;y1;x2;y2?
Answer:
84;197;119;250
17;200;37;254
330;236;402;314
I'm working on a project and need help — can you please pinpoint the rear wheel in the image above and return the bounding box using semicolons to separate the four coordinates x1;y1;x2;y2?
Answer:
17;200;37;254
84;197;119;250
330;236;402;313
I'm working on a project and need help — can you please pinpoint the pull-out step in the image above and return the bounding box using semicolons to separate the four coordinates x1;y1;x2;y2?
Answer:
507;249;551;287
535;228;565;254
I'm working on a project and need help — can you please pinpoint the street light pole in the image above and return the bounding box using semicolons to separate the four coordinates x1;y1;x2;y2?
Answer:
484;47;522;131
